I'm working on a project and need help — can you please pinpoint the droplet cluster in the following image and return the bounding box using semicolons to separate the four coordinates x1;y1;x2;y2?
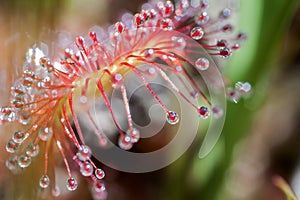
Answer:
0;0;249;198
227;81;252;103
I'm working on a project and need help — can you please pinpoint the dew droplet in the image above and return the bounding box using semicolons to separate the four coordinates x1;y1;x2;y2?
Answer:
19;112;31;125
162;1;174;17
51;89;58;98
211;105;224;119
118;134;133;150
179;0;190;10
11;85;25;98
26;144;39;157
1;107;16;122
94;181;106;193
200;0;209;9
143;48;155;61
216;39;228;48
237;32;247;41
226;87;240;103
219;8;231;19
160;18;173;30
80;161;94;177
149;8;157;19
89;31;98;42
76;36;85;49
232;43;240;50
12;100;25;110
38;127;53;141
114;22;126;33
5;156;18;171
195;11;209;25
175;65;182;72
190;27;204;40
126;128;140;143
23;77;34;88
66;177;78;191
195;57;210;71
18;155;31;168
219;47;232;58
235;82;251;94
134;13;144;27
111;73;123;88
166;111;179;125
6;139;19;153
77;145;92;161
23;70;35;79
12;131;28;144
147;67;156;76
39;175;50;188
95;168;105;180
198;106;210;119
171;36;186;50
222;24;233;33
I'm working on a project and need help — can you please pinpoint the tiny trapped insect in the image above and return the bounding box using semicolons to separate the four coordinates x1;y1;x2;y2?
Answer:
0;0;251;198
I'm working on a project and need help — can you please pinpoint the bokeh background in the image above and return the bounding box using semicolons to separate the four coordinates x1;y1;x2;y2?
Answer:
0;0;300;199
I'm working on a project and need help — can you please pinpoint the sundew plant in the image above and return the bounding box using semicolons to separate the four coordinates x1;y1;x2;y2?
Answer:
0;0;299;200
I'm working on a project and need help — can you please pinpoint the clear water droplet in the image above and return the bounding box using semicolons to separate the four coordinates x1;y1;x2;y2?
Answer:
175;65;182;72
211;105;224;119
235;82;251;94
226;87;240;103
219;47;232;58
134;13;144;27
166;111;179;125
23;77;34;88
198;106;210;119
217;39;228;48
11;85;25;98
195;57;209;71
114;22;126;33
77;145;92;161
95;168;105;180
147;67;156;76
220;8;231;18
143;48;155;61
118;134;133;150
80;161;94;177
171;36;186;50
3;108;16;122
5;156;18;171
26;144;39;157
160;18;173;30
190;27;204;40
179;0;190;10
163;1;174;17
6;139;19;153
12;131;28;144
94;181;106;193
111;73;123;88
51;89;58;98
19;112;31;125
66;178;78;191
126;128;140;143
18;155;32;168
79;95;88;104
195;12;209;25
39;175;50;188
38;127;53;141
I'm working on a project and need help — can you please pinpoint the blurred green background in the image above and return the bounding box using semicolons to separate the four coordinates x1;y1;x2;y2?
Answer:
0;0;300;199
